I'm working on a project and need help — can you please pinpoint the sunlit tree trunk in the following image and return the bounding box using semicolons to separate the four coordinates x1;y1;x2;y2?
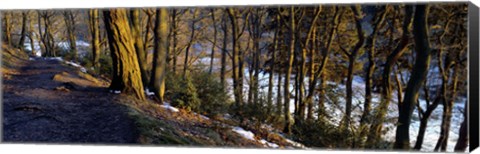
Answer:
88;9;101;69
129;9;149;88
3;12;12;46
227;8;244;108
149;8;169;103
103;8;146;100
283;6;295;134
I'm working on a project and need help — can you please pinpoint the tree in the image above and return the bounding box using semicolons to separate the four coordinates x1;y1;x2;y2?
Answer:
183;8;199;78
394;4;431;150
220;10;229;87
358;5;388;148
338;5;365;131
3;12;12;46
63;10;77;61
208;8;218;74
103;8;146;100
129;9;149;88
149;8;169;103
38;10;57;57
88;9;101;68
366;5;414;147
454;100;468;152
18;11;29;51
227;8;246;109
283;6;296;134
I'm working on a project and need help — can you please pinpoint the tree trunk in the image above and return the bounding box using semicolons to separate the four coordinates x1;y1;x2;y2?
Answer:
209;8;217;74
283;6;295;134
143;9;154;57
434;63;459;152
394;5;431;150
227;8;244;108
3;12;12;46
18;11;28;50
220;12;228;86
64;10;77;61
276;68;283;116
28;14;37;55
183;9;197;78
148;8;169;103
89;9;101;68
172;9;178;74
454;100;468;152
267;24;279;116
315;7;340;121
103;8;146;100
366;5;414;147
360;7;387;145
414;96;441;150
129;9;149;88
341;5;365;131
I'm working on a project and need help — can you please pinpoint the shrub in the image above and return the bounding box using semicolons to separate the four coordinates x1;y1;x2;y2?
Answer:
167;73;201;112
79;51;113;79
190;71;231;116
291;119;347;148
165;70;231;116
241;92;271;123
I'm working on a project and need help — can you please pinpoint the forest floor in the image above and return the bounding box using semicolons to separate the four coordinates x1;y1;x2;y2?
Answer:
2;48;138;144
2;46;303;149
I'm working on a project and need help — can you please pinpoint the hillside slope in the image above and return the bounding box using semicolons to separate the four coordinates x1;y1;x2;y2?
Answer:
1;46;305;149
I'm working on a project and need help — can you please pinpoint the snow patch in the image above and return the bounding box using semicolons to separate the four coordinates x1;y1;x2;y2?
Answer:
161;102;179;112
145;89;155;96
44;57;64;62
232;127;255;141
200;115;210;120
260;139;279;148
65;61;87;73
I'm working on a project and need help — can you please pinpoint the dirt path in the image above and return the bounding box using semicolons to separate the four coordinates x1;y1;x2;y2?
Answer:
2;57;139;144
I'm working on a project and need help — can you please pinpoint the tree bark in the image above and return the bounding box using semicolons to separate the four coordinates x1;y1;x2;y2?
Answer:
129;9;149;88
267;21;279;116
359;6;388;148
340;5;365;131
394;5;431;150
88;9;101;69
18;11;28;50
63;10;77;61
149;8;169;103
220;11;228;86
283;6;295;134
103;8;146;100
227;8;244;108
366;5;414;147
209;8;218;74
3;12;12;46
183;9;198;78
454;100;468;152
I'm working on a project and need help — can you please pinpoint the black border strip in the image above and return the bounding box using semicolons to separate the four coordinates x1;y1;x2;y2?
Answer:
469;2;479;152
